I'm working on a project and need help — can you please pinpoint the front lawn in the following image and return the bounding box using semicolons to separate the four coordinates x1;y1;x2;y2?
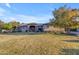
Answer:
0;33;78;55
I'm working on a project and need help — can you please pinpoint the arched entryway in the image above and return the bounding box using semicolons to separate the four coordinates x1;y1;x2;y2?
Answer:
29;26;36;32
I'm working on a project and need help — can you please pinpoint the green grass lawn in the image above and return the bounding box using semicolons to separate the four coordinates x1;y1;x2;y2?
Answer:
0;32;79;55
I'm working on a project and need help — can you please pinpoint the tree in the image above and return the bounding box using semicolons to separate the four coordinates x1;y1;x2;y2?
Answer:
8;20;20;31
27;23;37;25
3;23;12;30
50;6;79;30
0;20;4;29
9;20;20;27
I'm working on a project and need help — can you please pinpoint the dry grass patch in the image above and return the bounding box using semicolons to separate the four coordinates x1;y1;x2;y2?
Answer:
0;33;78;55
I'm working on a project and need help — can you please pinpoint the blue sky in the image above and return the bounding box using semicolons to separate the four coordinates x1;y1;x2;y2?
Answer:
0;3;79;23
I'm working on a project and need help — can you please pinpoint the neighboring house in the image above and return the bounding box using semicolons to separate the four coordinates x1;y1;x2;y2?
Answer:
72;16;79;22
15;23;48;32
66;28;79;35
66;16;79;35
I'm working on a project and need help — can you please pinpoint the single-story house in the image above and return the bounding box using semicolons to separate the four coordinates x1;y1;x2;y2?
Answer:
14;23;48;32
66;16;79;35
66;28;79;36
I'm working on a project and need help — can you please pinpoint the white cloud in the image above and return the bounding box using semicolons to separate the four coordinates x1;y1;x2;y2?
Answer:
0;6;51;23
0;4;51;23
5;3;11;8
0;7;6;16
12;15;52;23
0;14;52;23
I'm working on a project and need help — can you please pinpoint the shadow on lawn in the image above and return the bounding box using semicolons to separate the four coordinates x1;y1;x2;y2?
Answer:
63;40;79;43
61;48;79;55
0;32;78;36
0;32;47;35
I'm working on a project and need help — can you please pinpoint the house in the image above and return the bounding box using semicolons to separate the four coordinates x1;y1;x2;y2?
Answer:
66;16;79;35
14;23;48;32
